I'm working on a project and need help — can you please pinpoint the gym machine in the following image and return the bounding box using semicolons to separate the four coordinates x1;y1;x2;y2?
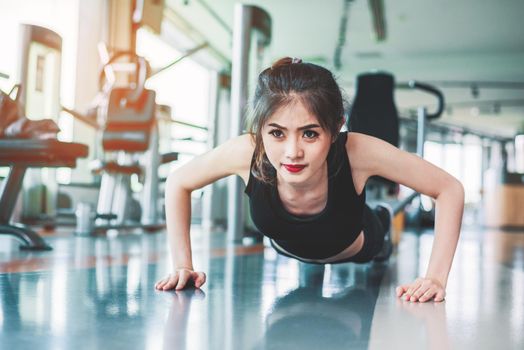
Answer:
0;25;88;250
0;138;87;250
63;49;177;234
348;72;445;223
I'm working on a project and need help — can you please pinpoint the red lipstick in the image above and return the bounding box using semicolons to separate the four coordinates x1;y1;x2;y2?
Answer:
283;164;306;173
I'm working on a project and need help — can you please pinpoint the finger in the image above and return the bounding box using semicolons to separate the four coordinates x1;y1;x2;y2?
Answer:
396;285;408;297
156;277;170;290
405;282;420;301
418;287;437;303
413;280;437;301
434;289;446;302
194;273;206;288
163;274;180;290
175;271;191;290
417;287;436;302
405;284;415;299
155;278;165;289
406;279;427;300
411;284;431;302
397;285;409;297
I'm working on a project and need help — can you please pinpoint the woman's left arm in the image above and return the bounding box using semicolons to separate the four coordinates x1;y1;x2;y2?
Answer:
350;132;465;302
396;182;464;302
420;183;464;293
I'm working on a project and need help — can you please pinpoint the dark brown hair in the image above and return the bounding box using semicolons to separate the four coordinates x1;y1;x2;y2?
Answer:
246;57;347;185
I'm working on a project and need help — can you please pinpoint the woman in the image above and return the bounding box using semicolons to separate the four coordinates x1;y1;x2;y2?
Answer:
155;57;464;303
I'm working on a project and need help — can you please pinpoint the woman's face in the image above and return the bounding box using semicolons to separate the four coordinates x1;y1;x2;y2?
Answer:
262;100;333;187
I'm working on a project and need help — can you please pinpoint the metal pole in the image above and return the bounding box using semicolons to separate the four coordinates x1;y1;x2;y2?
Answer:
141;123;160;225
227;4;271;243
391;106;428;216
227;4;252;243
417;106;427;157
0;166;27;223
404;106;428;220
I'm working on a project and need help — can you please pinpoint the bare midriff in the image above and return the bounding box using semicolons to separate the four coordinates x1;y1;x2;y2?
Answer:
271;230;365;263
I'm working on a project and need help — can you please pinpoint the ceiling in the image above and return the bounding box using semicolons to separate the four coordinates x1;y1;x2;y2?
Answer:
167;0;524;138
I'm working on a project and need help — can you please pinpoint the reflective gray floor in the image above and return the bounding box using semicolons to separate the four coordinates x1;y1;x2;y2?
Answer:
0;218;523;349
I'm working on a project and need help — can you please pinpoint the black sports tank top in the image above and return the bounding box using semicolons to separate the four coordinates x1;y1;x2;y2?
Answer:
244;131;366;260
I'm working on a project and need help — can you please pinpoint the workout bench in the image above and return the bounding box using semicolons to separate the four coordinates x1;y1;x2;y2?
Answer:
0;139;88;250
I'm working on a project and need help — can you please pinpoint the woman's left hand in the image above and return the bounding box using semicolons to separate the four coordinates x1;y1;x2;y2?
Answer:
396;277;446;303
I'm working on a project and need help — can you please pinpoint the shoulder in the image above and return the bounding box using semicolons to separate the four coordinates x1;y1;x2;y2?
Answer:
344;131;462;198
235;133;256;161
229;133;256;184
239;132;256;149
344;131;399;174
344;131;400;193
342;132;375;194
344;132;373;171
220;132;255;166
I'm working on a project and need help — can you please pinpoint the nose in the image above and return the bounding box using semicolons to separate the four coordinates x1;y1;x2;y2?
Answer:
285;138;304;161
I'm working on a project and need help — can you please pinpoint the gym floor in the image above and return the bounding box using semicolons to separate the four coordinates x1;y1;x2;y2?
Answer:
0;211;523;350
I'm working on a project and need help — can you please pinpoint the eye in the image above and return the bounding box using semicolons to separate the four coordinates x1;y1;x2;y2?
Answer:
304;130;319;139
268;129;284;138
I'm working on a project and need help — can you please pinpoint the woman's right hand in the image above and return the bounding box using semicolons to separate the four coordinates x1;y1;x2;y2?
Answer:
155;268;207;291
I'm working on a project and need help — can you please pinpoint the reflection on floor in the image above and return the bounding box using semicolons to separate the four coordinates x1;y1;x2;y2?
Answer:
0;224;523;349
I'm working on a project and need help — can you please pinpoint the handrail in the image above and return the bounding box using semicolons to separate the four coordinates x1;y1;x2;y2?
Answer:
397;115;515;143
397;81;445;120
61;106;99;129
157;115;208;131
150;43;208;78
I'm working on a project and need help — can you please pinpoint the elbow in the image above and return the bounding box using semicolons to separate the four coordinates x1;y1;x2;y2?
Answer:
441;179;465;205
453;180;465;203
166;170;191;193
437;179;464;202
166;170;179;187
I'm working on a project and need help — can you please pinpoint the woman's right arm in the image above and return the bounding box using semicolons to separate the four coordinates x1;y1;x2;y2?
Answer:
155;133;255;291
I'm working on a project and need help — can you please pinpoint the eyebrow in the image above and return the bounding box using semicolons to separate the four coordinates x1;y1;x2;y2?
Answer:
267;123;321;131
